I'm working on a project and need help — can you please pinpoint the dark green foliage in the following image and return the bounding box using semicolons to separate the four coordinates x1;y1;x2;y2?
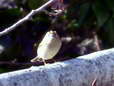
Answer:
0;8;22;29
28;0;45;9
92;0;110;27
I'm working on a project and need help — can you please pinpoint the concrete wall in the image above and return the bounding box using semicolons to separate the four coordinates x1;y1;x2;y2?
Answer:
0;48;114;86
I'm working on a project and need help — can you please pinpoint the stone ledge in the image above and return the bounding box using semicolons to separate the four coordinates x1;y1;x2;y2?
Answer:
0;48;114;86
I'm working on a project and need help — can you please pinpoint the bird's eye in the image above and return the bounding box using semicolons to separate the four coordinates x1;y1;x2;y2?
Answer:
49;31;54;34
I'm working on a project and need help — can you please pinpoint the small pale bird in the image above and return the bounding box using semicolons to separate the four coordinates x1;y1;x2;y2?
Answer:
31;30;62;64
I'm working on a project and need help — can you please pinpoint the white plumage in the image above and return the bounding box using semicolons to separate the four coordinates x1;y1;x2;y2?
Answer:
31;30;62;64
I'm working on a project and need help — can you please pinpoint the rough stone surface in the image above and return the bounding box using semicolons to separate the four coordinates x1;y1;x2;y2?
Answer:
1;48;114;86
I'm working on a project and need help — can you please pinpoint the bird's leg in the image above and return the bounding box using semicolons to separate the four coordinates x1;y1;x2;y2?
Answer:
42;59;47;65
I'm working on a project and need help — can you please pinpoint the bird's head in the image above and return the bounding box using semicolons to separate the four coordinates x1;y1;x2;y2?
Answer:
46;30;59;39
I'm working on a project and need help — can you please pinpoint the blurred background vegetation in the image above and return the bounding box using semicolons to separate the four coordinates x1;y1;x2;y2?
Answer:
0;0;114;73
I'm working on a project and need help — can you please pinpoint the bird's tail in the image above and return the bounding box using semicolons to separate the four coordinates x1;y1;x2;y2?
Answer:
30;57;42;62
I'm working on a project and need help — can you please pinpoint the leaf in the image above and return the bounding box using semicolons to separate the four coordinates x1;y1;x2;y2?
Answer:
105;17;114;46
32;12;50;23
28;0;45;9
105;0;114;11
78;3;91;27
92;0;110;27
6;8;22;16
68;19;79;31
0;8;22;28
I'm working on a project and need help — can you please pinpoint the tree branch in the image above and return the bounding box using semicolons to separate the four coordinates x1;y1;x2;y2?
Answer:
0;48;114;86
0;0;55;37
